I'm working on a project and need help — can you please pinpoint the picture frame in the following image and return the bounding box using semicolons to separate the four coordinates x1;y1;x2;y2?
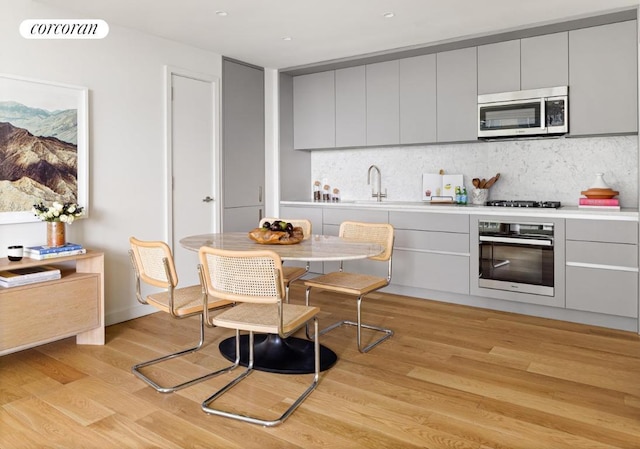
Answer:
0;74;88;224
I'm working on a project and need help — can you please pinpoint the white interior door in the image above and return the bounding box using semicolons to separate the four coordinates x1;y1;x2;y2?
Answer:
169;70;219;286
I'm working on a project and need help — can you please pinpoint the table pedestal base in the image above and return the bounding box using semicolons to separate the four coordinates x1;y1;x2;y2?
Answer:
218;334;337;374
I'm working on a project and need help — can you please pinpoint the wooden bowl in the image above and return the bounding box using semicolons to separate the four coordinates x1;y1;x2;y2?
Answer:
580;188;619;199
248;227;304;245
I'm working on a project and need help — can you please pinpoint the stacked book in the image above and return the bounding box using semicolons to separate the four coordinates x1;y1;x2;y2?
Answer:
25;242;86;260
578;198;620;210
0;265;61;288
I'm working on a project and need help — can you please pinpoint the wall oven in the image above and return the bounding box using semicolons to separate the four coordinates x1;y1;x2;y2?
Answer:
478;220;555;296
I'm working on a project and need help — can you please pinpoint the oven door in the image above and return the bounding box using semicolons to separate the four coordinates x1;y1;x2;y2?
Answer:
478;97;545;138
479;235;554;296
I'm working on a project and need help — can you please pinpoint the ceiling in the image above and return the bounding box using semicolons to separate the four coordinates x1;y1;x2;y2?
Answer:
37;0;639;70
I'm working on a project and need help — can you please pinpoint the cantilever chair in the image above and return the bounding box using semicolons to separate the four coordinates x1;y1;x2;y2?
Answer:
198;247;320;426
304;221;395;353
128;237;233;393
259;217;313;302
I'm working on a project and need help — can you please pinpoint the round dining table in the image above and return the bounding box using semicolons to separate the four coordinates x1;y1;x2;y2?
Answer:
180;232;383;374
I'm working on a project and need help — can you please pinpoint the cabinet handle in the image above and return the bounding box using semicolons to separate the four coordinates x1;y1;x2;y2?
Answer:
258;186;263;203
258;208;263;221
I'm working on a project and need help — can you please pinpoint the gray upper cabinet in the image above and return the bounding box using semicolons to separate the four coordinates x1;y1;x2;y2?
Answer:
479;34;569;94
366;60;400;146
335;66;366;147
569;20;638;136
399;54;437;144
437;47;477;142
477;40;520;95
293;71;335;149
521;32;568;89
222;58;265;230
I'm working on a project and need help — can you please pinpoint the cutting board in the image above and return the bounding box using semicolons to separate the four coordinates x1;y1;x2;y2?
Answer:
422;173;464;201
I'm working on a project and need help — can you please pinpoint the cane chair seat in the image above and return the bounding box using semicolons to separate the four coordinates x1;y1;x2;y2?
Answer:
259;217;313;302
304;221;394;353
128;237;233;393
146;284;207;316
198;247;321;426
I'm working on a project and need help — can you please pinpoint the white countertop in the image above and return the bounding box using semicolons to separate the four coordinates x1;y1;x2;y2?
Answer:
281;200;639;221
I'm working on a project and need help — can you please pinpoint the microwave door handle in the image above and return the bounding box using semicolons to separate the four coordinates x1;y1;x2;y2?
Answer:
480;235;553;246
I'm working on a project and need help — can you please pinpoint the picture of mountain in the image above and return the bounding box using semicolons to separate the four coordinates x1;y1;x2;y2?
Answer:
0;101;78;145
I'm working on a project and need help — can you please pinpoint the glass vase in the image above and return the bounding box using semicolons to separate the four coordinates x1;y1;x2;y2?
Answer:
46;221;66;247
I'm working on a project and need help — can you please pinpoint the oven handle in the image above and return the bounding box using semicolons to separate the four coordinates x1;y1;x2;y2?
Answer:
480;235;553;246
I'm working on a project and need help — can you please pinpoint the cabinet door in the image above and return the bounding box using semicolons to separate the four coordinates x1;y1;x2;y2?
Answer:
293;71;335;149
569;20;638;135
521;32;568;90
477;39;520;95
437;47;478;142
335;66;366;148
366;60;400;146
566;266;638;317
223;59;265;208
399;54;437;144
223;206;263;232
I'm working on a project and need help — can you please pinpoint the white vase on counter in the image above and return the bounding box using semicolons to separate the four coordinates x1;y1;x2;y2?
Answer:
590;173;610;189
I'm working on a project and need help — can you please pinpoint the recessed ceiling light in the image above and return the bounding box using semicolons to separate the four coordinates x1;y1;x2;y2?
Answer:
282;36;292;41
383;12;395;18
215;10;228;17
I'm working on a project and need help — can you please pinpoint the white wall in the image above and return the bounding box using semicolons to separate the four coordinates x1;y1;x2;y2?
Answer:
312;135;639;207
0;1;222;324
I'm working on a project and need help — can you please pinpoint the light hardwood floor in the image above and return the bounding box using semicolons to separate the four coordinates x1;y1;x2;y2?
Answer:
1;284;640;449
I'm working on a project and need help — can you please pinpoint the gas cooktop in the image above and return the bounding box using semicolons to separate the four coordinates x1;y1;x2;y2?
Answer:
485;200;561;208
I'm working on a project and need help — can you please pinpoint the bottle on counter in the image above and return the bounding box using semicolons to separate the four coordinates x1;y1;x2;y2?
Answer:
332;188;340;202
322;184;331;202
461;187;468;205
313;181;321;202
455;186;462;204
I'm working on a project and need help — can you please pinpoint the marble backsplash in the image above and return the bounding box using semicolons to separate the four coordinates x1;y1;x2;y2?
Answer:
311;135;639;207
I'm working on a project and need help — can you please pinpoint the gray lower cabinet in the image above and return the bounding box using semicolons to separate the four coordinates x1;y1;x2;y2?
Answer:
565;219;639;318
222;58;265;231
436;47;477;142
389;211;470;294
366;60;400;146
399;54;437;144
335;66;366;148
293;71;335;149
569;20;638;135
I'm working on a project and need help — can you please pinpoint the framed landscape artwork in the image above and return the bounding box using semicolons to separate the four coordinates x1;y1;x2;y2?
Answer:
0;74;88;224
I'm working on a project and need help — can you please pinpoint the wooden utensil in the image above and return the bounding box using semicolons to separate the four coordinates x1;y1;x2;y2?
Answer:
472;178;480;188
479;178;487;188
484;173;500;189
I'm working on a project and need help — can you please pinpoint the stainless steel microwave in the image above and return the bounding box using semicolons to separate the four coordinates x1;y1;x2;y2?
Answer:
478;86;568;138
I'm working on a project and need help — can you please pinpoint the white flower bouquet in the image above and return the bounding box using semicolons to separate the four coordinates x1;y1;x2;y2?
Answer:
32;201;84;223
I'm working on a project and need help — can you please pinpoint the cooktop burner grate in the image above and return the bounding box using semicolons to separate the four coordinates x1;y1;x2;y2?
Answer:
485;200;561;208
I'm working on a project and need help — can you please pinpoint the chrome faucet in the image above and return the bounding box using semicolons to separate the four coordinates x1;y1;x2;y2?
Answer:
367;164;387;202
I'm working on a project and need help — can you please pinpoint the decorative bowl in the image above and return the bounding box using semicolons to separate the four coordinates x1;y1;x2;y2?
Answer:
248;227;304;245
580;188;619;199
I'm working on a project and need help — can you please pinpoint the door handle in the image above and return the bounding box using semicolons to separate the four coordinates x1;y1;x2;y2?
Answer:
202;196;214;203
258;186;263;203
